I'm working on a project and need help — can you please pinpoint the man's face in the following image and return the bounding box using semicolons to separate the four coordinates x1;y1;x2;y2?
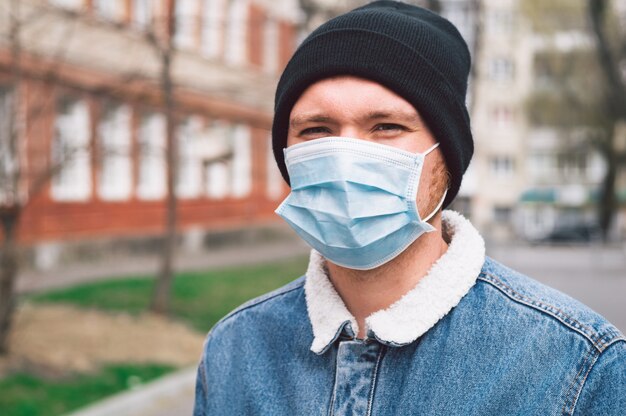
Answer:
286;76;448;220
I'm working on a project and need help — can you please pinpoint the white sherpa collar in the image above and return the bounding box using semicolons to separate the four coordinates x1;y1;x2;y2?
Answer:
305;210;485;354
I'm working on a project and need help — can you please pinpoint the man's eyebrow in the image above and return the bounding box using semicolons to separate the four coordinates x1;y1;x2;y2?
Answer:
289;110;422;128
289;114;333;128
363;110;421;123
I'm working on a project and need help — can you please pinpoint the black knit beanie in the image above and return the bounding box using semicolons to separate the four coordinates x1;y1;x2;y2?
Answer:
272;0;473;208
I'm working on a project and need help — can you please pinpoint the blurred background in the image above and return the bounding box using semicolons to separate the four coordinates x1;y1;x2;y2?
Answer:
0;0;625;415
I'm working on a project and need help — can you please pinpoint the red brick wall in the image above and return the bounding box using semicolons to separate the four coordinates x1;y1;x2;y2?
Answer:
11;73;285;246
0;2;305;246
278;20;296;70
248;3;266;68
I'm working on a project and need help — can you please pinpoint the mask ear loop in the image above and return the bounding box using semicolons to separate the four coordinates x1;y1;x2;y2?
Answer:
424;142;440;155
423;189;447;223
420;142;446;223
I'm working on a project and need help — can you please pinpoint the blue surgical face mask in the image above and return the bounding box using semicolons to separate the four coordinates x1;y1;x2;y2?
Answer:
275;136;446;270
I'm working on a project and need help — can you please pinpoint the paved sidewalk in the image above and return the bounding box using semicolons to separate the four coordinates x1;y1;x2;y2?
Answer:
65;367;197;416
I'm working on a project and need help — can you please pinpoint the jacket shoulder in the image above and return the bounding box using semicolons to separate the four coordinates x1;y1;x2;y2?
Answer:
477;257;625;353
218;275;305;323
206;275;306;337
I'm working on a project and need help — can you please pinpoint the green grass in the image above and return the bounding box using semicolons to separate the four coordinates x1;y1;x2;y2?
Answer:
29;255;309;333
0;363;174;416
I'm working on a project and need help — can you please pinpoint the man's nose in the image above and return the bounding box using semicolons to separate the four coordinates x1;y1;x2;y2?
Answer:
337;126;367;140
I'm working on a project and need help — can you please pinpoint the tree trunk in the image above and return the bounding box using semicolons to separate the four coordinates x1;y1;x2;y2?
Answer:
588;0;626;241
150;43;177;316
0;209;20;354
0;0;22;355
426;0;441;13
599;124;617;241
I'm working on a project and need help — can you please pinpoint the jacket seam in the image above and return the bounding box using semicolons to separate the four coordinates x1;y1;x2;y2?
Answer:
561;346;599;415
478;273;619;352
570;352;600;416
199;361;208;402
328;349;339;416
601;336;626;351
568;339;626;415
196;338;211;416
366;345;385;416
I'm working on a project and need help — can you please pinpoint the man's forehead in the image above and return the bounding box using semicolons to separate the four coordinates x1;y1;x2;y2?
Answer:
289;76;422;123
297;75;393;97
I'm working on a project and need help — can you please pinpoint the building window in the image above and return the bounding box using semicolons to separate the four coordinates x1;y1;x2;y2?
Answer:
0;86;15;205
174;0;199;49
93;0;124;21
529;153;556;182
204;121;232;199
534;54;555;87
263;17;279;73
206;160;230;199
177;116;203;199
137;112;166;200
231;123;251;197
558;152;587;179
266;133;283;199
443;6;470;41
51;97;92;201
200;121;250;199
489;155;515;179
492;106;513;127
225;0;249;65
201;0;225;58
486;10;513;34
132;0;154;29
587;151;605;182
49;0;83;9
97;102;132;201
493;206;512;223
489;57;515;81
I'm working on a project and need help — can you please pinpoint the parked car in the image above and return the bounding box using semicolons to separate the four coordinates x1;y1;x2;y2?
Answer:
541;224;601;243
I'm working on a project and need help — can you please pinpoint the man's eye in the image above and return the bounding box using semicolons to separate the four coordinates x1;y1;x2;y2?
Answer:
374;123;405;132
300;127;331;136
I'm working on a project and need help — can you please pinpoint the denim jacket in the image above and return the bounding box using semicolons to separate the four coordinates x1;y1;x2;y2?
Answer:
193;211;626;415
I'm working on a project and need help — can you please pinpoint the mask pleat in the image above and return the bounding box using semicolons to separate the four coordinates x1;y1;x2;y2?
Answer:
288;153;413;196
286;186;407;219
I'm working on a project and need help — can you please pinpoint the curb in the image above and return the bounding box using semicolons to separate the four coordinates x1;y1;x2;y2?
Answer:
65;366;197;416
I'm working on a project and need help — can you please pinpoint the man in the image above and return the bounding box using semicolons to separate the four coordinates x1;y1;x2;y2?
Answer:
194;2;626;414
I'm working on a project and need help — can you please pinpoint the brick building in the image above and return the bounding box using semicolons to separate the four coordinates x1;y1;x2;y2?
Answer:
0;0;302;268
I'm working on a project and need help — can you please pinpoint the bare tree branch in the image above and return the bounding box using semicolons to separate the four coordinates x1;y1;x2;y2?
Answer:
588;0;626;118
